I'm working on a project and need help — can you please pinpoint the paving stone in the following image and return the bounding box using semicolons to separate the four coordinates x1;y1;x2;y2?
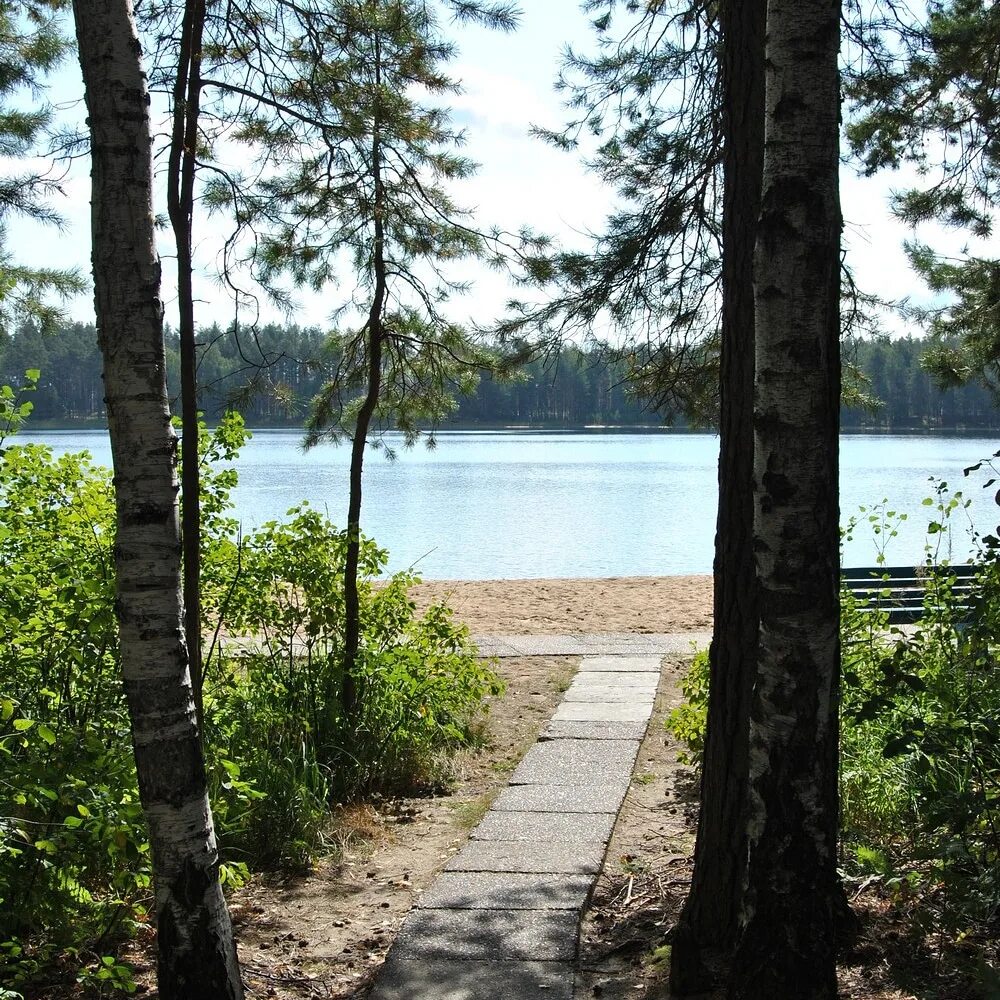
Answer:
472;810;616;843
503;635;591;656
551;701;654;722
444;839;605;875
578;632;712;654
393;907;578;961
576;655;664;672
371;955;575;1000
542;719;650;741
511;738;640;785
471;637;523;658
561;685;657;703
492;782;628;813
571;671;663;687
417;872;592;911
468;633;712;658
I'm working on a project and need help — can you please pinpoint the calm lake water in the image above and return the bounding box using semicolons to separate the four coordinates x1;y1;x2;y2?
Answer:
15;429;1000;578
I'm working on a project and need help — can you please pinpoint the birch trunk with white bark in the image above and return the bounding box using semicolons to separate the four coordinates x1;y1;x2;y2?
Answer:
729;2;842;996
73;3;243;996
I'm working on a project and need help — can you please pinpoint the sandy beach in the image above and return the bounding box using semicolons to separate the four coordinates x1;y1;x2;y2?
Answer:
407;574;713;634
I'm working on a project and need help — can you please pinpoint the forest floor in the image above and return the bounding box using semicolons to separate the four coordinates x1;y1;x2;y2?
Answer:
107;577;984;999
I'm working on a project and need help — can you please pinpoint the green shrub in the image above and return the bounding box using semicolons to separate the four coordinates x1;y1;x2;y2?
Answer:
839;481;1000;986
208;502;502;865
1;409;502;988
0;443;146;993
664;647;708;766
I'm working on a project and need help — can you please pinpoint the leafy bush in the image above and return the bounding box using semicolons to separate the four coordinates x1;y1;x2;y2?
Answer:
666;479;1000;982
837;479;1000;994
208;502;502;865
0;442;146;994
1;407;501;989
664;647;708;766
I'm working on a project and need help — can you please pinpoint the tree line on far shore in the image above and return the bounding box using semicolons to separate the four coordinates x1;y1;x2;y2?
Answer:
3;319;998;431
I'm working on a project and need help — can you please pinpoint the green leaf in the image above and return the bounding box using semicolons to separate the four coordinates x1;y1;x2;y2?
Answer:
12;718;34;732
37;724;56;745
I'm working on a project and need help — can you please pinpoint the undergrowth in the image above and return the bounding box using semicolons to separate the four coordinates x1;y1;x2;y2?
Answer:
666;467;1000;995
0;398;501;994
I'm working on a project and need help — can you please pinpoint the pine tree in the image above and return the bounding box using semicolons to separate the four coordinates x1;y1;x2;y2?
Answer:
202;0;525;717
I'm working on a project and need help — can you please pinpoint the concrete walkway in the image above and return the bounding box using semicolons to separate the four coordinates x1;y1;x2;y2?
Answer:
369;638;707;1000
472;631;712;658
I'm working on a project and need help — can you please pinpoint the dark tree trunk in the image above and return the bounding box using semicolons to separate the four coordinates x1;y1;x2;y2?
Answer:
343;34;387;719
728;1;842;996
73;3;243;997
166;0;207;729
669;1;765;991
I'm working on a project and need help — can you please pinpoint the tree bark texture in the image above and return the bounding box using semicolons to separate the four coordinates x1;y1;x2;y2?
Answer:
670;0;765;991
728;2;842;997
73;4;244;997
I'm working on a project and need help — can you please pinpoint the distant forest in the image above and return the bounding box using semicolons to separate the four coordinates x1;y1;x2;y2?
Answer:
2;320;998;431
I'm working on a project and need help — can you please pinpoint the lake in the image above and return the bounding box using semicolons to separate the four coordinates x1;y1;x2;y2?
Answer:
13;429;1000;579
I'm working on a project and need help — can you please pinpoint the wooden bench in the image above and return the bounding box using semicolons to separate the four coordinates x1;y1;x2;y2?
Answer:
842;564;978;625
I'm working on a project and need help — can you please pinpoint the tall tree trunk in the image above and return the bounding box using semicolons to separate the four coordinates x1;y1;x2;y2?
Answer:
728;2;842;997
167;0;207;729
343;32;387;719
73;4;243;997
670;0;766;991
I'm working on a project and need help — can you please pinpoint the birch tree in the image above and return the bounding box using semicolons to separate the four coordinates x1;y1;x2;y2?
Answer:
72;2;243;996
728;1;842;995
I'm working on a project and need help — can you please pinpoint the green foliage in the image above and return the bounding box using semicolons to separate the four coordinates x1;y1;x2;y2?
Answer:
839;479;1000;979
0;369;37;445
209;500;502;865
664;646;708;766
845;1;1000;397
0;438;147;993
665;480;1000;979
1;412;501;987
0;3;85;335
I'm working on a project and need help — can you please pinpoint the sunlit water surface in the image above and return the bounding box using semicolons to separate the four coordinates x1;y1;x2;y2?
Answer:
18;429;999;578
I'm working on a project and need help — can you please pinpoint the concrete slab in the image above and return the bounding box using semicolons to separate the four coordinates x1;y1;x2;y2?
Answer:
502;635;591;656
571;671;664;687
550;701;654;723
393;907;579;961
471;810;616;844
471;637;523;658
576;655;663;672
492;782;628;814
561;685;657;703
371;955;575;1000
417;872;592;911
542;719;650;741
510;738;641;785
578;632;712;654
468;633;711;658
445;839;605;875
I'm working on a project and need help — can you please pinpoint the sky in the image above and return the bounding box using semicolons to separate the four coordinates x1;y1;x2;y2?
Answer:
6;0;984;338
